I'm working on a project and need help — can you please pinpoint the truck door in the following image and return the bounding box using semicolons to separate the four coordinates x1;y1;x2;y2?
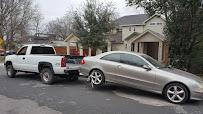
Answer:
14;46;28;71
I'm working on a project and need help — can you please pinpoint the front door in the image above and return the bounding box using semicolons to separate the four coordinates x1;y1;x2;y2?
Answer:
13;46;28;71
143;42;159;60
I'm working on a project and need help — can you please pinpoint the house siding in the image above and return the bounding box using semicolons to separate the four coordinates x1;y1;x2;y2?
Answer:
111;44;126;51
144;17;165;35
122;26;144;40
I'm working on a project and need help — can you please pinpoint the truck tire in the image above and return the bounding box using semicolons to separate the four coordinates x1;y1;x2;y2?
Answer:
6;65;16;78
40;68;56;84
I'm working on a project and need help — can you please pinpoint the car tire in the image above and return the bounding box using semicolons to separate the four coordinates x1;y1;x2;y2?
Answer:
6;65;16;78
89;69;105;88
40;68;56;84
164;83;189;104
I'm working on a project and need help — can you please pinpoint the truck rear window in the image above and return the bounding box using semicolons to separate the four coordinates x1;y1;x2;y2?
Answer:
31;46;55;54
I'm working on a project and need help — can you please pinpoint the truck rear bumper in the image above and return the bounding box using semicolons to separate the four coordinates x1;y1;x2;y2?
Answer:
53;67;79;75
64;70;79;76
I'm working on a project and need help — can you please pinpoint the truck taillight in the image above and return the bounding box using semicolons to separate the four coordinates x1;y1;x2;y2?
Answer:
61;57;67;67
80;59;85;65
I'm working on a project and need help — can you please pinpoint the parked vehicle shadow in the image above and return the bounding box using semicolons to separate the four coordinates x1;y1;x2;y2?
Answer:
11;74;203;105
15;73;41;81
54;77;85;86
98;83;165;99
15;73;85;86
93;83;203;105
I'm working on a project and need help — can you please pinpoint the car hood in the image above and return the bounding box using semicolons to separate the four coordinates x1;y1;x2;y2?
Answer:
160;68;203;82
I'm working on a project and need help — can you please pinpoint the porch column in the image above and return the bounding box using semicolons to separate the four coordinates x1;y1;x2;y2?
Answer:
88;47;91;56
79;46;83;56
139;42;144;53
66;46;70;55
134;42;138;52
96;49;102;55
107;41;111;52
125;41;131;51
158;41;163;62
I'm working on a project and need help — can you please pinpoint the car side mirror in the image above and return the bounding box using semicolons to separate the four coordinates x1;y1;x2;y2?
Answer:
143;65;151;71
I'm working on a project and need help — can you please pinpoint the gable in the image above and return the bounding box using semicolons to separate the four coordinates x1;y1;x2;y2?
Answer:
144;15;165;35
129;30;166;43
64;33;80;43
145;16;165;25
144;14;165;24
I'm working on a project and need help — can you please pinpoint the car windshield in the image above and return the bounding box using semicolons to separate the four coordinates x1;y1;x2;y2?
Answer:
141;54;166;68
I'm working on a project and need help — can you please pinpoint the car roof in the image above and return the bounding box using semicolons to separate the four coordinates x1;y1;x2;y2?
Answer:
97;51;146;58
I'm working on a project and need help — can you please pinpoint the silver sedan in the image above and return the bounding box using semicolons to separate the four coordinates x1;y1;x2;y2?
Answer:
80;51;203;104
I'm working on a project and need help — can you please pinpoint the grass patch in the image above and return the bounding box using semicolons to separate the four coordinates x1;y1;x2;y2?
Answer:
0;56;5;63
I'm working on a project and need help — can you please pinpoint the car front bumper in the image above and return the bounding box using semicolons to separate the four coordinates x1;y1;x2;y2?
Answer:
191;89;203;100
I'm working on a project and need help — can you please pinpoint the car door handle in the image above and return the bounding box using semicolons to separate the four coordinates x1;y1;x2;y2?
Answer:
22;57;25;60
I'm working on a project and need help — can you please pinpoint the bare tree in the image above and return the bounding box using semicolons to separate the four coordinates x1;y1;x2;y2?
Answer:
0;0;39;49
45;12;73;40
31;4;43;36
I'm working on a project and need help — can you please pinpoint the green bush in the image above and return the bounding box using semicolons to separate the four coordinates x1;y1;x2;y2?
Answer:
190;42;203;74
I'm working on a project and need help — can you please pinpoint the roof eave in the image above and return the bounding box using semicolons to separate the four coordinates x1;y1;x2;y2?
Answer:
120;24;145;27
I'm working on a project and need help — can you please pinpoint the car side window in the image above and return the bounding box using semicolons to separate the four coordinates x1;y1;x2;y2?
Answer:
17;47;28;55
120;53;147;67
101;53;120;63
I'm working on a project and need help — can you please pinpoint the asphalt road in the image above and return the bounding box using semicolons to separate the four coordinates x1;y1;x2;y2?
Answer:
0;63;203;114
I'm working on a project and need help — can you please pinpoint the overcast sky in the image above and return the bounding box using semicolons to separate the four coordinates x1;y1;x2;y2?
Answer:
34;0;144;22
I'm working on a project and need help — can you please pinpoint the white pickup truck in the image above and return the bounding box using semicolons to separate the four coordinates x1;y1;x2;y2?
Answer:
4;44;81;84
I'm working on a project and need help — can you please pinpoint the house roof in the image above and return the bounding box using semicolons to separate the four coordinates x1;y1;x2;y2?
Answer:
143;14;166;23
124;32;140;41
131;30;166;43
110;31;123;44
116;14;149;26
0;48;5;51
27;33;58;44
50;41;69;46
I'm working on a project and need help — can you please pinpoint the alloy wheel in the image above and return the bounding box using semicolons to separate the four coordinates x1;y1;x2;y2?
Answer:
167;86;186;103
42;72;50;82
7;68;12;76
90;71;102;85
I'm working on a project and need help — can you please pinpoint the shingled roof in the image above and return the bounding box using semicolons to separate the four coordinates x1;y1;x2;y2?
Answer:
115;14;149;26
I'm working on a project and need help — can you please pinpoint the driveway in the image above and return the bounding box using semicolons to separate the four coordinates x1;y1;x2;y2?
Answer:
0;65;202;114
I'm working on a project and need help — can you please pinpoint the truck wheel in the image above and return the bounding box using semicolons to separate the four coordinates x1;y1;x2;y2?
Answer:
6;65;16;78
40;68;56;84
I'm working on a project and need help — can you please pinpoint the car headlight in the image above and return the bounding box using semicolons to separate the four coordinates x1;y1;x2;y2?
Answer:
200;83;203;89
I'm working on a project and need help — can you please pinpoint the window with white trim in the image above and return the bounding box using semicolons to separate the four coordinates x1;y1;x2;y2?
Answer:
157;22;163;25
150;22;156;25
